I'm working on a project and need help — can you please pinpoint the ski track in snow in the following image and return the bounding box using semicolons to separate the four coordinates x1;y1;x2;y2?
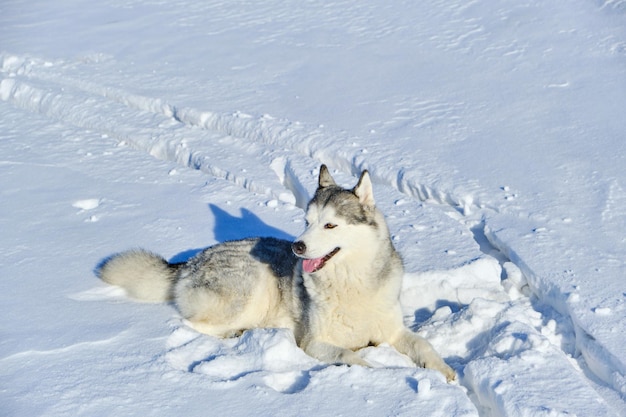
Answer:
1;53;622;416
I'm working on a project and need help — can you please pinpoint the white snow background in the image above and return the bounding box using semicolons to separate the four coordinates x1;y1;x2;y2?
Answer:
1;0;625;416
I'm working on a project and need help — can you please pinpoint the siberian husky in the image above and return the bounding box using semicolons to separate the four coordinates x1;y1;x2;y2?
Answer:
98;165;455;381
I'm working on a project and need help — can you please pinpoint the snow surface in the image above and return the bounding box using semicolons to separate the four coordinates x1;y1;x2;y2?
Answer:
1;0;625;416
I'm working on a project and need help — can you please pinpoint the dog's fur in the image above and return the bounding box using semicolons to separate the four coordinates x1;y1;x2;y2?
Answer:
99;165;455;381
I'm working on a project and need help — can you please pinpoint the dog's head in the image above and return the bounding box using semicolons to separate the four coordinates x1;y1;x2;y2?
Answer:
292;165;383;274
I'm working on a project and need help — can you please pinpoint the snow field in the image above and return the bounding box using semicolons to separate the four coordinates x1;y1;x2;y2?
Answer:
2;0;626;415
0;71;619;414
0;99;481;416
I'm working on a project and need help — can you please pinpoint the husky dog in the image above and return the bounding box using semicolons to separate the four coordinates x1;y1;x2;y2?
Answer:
99;165;455;381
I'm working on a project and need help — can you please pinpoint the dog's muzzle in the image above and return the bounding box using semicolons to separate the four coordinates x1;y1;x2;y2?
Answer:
293;241;341;274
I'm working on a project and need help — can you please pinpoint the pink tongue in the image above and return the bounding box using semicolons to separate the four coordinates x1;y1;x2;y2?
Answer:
302;257;324;273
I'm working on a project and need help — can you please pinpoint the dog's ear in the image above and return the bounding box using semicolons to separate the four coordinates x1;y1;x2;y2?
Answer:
353;170;375;207
318;164;337;188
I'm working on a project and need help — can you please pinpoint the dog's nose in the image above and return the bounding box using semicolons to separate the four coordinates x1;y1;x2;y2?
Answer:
292;241;306;255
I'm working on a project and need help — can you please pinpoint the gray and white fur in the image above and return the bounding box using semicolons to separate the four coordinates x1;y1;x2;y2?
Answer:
98;165;455;381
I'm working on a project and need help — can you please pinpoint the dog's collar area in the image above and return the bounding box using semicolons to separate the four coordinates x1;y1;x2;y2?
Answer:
302;247;340;274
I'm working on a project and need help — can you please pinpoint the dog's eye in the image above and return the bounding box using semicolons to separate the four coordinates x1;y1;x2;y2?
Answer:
324;223;337;229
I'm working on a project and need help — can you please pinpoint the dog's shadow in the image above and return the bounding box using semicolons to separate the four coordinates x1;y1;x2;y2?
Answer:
169;204;296;263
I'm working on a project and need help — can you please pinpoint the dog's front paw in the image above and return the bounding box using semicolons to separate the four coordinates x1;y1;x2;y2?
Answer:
427;359;456;382
337;349;372;368
441;364;457;382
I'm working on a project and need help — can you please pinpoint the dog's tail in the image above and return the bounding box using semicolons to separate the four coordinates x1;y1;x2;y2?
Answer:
98;249;181;303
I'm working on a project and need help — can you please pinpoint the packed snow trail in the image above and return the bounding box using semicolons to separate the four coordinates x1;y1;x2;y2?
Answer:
1;54;480;211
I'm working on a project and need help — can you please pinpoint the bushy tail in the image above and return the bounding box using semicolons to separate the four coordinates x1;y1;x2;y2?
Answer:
98;249;180;303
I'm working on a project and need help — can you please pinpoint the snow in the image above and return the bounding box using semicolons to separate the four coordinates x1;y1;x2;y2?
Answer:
1;0;625;416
